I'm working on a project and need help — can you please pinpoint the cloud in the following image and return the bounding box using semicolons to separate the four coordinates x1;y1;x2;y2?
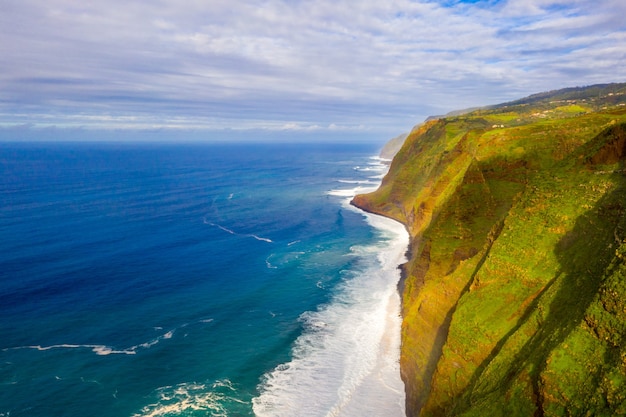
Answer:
1;0;625;140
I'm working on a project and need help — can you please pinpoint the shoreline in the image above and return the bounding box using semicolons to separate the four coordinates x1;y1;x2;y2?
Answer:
349;198;412;295
343;199;409;417
253;153;409;417
348;152;417;417
334;157;411;417
346;159;412;417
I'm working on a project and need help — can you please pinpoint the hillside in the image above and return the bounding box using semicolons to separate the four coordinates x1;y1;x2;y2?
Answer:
352;83;626;416
380;132;409;160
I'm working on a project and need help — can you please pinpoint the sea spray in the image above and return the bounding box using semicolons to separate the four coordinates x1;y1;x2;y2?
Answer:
253;159;408;417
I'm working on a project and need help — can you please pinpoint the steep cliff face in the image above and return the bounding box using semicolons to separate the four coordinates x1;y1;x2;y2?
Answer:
353;83;626;416
380;132;410;160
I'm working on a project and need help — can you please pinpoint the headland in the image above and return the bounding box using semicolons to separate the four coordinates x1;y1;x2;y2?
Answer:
352;82;626;416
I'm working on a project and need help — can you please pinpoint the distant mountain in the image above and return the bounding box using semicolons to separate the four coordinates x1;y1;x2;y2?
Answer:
354;82;626;416
380;132;409;160
498;82;626;108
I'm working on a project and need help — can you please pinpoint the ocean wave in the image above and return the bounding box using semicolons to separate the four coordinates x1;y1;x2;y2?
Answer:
2;343;137;356
369;173;386;180
132;379;245;417
250;234;273;243
326;185;377;198
369;155;392;163
2;326;187;357
352;165;385;172
336;179;376;185
265;252;306;269
328;161;385;200
252;214;408;417
1;315;222;363
203;218;273;243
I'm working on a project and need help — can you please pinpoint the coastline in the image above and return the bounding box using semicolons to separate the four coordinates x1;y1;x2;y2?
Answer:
351;181;453;417
332;157;410;417
252;153;409;417
347;193;411;417
346;85;626;416
349;198;412;295
343;206;409;417
344;158;411;417
349;196;413;417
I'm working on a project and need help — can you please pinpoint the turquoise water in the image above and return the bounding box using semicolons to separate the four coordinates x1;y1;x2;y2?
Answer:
0;142;407;417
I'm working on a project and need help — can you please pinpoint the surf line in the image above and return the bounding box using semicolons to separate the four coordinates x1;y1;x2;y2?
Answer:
2;344;137;356
203;218;273;243
2;329;177;356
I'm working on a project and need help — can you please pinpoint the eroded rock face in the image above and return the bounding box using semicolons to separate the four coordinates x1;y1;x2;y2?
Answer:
586;123;626;165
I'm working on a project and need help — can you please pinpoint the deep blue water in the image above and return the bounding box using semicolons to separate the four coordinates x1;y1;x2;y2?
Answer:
0;142;407;417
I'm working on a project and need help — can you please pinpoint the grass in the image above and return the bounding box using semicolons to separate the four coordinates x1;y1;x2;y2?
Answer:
354;84;626;416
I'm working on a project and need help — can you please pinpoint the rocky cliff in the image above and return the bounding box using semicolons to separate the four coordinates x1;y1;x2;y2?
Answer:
352;83;626;416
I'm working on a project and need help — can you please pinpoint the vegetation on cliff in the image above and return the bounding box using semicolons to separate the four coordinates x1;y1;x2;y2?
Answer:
353;83;626;416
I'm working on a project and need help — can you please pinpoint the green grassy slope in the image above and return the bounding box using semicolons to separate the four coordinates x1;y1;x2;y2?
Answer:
353;83;626;416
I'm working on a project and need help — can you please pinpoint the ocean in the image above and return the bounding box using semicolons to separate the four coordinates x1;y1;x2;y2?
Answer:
0;141;408;417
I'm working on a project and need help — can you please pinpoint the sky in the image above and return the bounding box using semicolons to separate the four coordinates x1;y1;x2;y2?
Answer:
1;0;626;142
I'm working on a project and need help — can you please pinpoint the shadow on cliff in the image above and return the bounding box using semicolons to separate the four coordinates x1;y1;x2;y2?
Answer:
402;122;626;416
406;153;526;416
443;169;626;416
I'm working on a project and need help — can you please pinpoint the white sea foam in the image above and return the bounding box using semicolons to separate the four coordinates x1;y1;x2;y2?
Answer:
326;183;379;199
133;379;244;417
326;188;361;197
253;157;408;417
369;173;386;180
91;346;135;356
3;328;178;356
350;159;389;180
370;155;392;164
337;179;376;185
327;164;385;200
203;218;273;243
266;252;306;269
1;344;136;356
251;234;273;243
353;165;386;172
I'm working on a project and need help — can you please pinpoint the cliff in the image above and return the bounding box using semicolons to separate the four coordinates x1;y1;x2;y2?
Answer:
380;132;410;160
352;83;626;416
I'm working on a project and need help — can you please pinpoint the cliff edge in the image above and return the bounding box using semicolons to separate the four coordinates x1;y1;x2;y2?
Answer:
353;83;626;416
